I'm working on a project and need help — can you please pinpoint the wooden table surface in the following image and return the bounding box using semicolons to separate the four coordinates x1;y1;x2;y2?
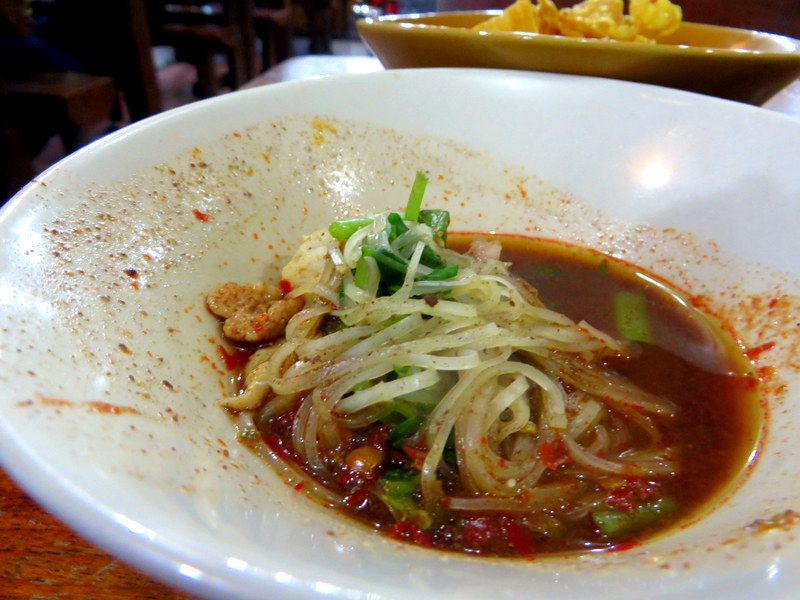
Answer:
2;55;799;600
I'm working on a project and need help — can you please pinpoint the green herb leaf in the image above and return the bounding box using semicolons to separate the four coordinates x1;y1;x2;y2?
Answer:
418;209;450;245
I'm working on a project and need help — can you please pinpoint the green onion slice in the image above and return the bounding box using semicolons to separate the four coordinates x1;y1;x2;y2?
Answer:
329;218;373;240
404;172;429;222
613;290;652;343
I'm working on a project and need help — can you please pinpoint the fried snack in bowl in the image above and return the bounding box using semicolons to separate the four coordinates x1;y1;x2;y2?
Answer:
356;7;800;105
473;0;682;43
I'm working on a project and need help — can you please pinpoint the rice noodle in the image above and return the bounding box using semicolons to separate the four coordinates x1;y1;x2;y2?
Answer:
217;208;683;542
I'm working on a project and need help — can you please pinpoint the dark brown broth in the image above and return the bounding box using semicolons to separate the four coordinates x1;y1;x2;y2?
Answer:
453;234;762;522
252;234;762;557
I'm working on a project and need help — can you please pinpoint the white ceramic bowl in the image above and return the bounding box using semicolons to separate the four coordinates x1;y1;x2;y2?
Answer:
1;69;799;600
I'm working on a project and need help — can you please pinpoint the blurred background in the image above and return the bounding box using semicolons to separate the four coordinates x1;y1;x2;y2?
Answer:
1;0;798;203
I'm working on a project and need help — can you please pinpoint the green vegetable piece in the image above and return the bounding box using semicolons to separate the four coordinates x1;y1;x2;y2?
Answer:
596;260;609;276
408;509;434;529
419;246;443;269
380;468;419;482
531;265;562;277
354;256;369;289
418;209;450;245
442;432;457;466
382;400;425;446
386;212;409;242
614;290;653;343
404;172;429;222
418;265;459;281
393;365;412;378
384;479;418;496
379;469;430;526
385;494;416;512
362;247;407;276
594;496;678;539
389;415;424;444
328;218;374;240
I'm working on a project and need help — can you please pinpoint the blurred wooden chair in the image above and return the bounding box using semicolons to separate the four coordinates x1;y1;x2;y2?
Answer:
2;0;152;200
678;0;799;39
29;0;162;122
254;0;295;68
148;0;258;98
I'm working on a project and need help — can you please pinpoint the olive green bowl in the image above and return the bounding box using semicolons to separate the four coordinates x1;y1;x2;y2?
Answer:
357;11;800;105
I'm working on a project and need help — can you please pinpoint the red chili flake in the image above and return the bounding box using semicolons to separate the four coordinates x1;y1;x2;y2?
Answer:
279;279;293;294
389;521;433;547
606;478;657;513
88;401;140;415
500;516;536;556
130;281;140;290
343;488;371;510
462;516;499;547
402;445;427;467
608;539;638;552
744;341;776;361
123;268;138;278
538;438;571;470
262;435;299;462
338;468;364;487
217;344;250;371
757;365;776;380
606;493;637;513
294;481;305;491
192;209;210;222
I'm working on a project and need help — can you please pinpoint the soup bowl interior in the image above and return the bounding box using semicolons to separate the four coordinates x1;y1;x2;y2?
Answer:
1;69;799;600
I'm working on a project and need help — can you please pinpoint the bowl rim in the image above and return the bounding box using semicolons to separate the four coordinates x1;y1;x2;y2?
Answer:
357;10;800;60
3;67;800;600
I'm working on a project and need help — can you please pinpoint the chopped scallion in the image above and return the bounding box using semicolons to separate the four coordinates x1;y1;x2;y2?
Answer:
386;212;409;242
362;247;408;280
404;172;429;222
593;496;678;538
354;256;369;289
613;290;652;343
418;265;459;281
329;218;374;240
